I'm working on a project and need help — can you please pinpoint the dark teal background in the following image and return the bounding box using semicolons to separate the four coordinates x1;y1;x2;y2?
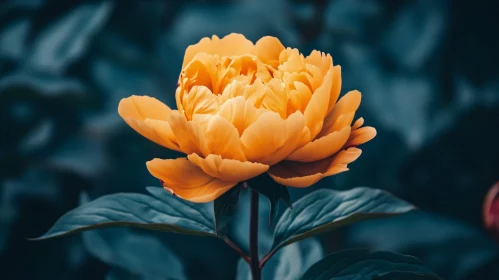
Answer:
1;0;498;279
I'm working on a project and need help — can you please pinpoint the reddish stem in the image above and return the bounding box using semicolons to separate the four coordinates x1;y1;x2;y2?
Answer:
223;236;250;263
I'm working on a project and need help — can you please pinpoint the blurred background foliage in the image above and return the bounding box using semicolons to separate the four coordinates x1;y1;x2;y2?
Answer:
1;0;498;279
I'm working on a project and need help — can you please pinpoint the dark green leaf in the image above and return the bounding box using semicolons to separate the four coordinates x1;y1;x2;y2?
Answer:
237;238;323;280
83;228;186;279
27;2;113;73
106;267;168;280
271;187;414;252
214;183;242;234
375;271;443;280
33;187;216;240
247;173;291;226
345;211;499;280
301;249;441;280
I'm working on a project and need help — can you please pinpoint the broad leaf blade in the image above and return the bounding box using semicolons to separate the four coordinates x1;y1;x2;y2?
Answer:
214;184;242;234
34;187;216;240
301;249;441;280
83;228;186;280
247;173;291;226
237;238;323;280
272;187;414;252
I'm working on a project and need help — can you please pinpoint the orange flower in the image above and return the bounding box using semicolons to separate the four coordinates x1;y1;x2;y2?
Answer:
118;33;376;203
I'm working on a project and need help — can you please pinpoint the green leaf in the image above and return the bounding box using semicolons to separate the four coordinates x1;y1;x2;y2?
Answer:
237;239;323;280
214;183;242;234
375;271;443;280
83;228;186;279
247;173;291;226
106;267;168;280
33;187;216;240
27;2;113;73
271;187;414;253
301;249;441;280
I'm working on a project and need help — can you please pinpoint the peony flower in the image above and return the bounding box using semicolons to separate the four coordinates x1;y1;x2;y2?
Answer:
118;33;376;203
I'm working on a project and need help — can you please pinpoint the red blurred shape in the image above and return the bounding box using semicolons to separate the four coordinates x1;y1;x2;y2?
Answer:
483;181;499;240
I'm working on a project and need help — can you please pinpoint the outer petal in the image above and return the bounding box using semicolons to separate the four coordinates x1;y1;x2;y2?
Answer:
143;119;178;150
268;147;362;187
118;96;180;151
118;95;171;120
253;36;285;69
318;90;361;138
345;126;377;147
182;33;254;69
146;158;237;203
188;154;269;182
286;126;351;162
303;66;334;138
326;113;355;134
241;111;307;165
352;117;364;130
217;96;266;135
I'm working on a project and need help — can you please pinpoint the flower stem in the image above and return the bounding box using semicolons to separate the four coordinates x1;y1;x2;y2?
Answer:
249;189;261;280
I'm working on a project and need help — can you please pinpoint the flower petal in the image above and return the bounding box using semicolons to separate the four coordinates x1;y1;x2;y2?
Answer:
182;37;213;70
216;33;254;58
305;50;332;75
241;111;307;165
181;53;219;92
327;65;342;114
118;95;172;121
243;78;266;107
287;80;313;114
182;85;218;120
262;78;288;118
201;114;247;161
352;117;364;130
217;96;266;136
182;33;254;69
118;96;180;151
168;111;209;156
253;36;285;69
219;80;246;102
303;66;334;138
318;90;361;138
146;158;237;203
188;154;269;182
142;119;179;150
286;126;351;162
268;147;362;187
344;126;377;147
